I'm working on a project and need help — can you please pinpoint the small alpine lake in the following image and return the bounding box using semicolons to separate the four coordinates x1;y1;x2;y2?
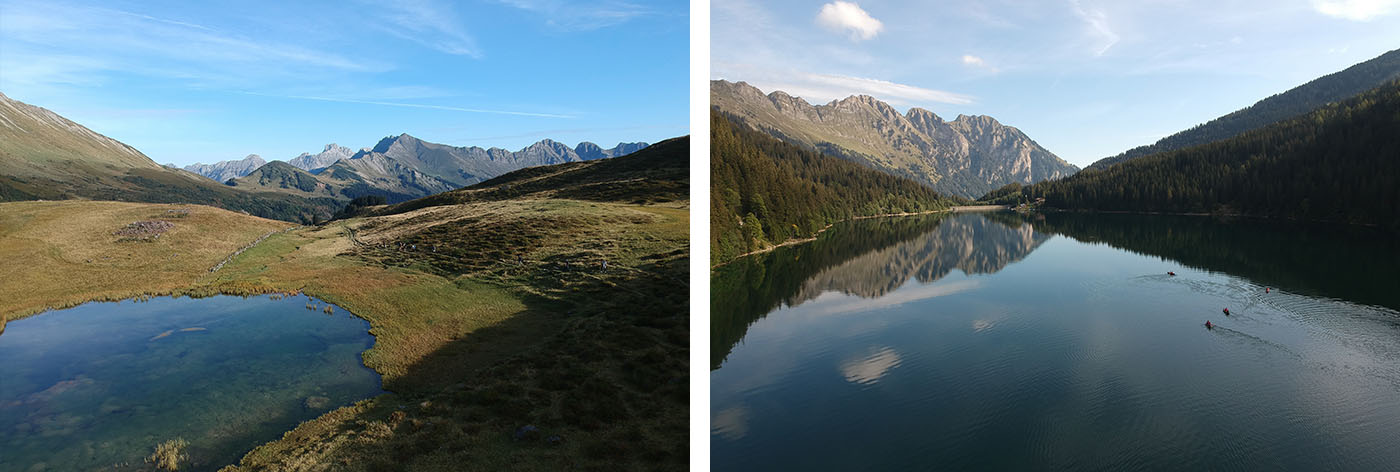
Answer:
712;211;1400;471
0;294;384;471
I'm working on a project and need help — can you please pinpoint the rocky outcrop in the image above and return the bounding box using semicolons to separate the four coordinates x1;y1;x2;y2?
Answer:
288;144;355;172
361;134;649;187
711;80;1078;198
183;154;267;183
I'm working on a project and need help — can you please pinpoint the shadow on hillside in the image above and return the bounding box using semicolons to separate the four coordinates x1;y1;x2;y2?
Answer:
239;247;690;472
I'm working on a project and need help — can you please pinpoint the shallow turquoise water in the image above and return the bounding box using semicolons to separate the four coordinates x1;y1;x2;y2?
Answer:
0;294;383;471
712;212;1400;471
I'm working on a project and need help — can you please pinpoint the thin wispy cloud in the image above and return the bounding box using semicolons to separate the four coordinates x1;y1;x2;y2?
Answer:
1069;0;1119;56
239;92;575;119
0;0;373;93
816;1;884;40
497;0;652;30
1311;0;1400;20
363;0;481;57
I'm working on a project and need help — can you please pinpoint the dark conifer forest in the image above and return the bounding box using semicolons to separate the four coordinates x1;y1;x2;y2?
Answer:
1023;80;1400;227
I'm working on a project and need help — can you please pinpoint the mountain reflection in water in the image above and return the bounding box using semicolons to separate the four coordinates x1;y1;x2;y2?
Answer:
712;212;1399;370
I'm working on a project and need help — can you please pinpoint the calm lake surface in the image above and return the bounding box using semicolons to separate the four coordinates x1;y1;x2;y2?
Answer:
0;294;383;472
712;212;1400;471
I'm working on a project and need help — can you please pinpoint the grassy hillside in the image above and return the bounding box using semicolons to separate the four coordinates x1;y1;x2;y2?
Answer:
1087;47;1400;170
223;199;688;471
0;201;290;321
1026;80;1400;226
0;93;343;223
1;149;689;470
711;111;955;264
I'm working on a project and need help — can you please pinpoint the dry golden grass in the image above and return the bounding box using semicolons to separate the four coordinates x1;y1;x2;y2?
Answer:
0;200;290;321
222;198;689;471
1;197;689;471
149;438;189;471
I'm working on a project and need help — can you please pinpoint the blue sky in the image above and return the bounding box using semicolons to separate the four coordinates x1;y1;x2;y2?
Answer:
713;0;1400;167
0;0;688;166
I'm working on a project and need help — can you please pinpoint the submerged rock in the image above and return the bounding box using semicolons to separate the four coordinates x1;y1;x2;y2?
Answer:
304;396;331;410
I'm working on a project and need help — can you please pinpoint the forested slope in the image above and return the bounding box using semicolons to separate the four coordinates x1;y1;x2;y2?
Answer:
1028;81;1400;226
711;112;956;264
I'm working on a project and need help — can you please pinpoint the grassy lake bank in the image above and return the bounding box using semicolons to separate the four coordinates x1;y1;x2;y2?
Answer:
0;197;689;471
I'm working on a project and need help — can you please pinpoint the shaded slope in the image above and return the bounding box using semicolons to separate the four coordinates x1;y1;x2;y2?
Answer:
1088;47;1400;170
1029;80;1400;226
378;135;688;216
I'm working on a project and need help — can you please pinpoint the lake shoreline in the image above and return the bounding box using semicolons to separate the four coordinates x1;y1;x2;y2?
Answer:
1037;207;1396;230
711;205;1009;269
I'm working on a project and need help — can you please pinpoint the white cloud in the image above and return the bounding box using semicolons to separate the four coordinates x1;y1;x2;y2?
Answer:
961;54;1001;73
711;406;750;440
839;347;902;385
803;73;974;105
1311;0;1400;20
816;1;883;41
714;66;975;109
1069;0;1119;56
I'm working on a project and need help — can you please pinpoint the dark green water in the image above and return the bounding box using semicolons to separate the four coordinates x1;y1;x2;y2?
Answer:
712;212;1400;471
0;294;383;471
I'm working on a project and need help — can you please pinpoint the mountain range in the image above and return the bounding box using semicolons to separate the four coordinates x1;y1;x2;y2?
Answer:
175;154;266;183
711;80;1077;199
0;91;655;220
176;135;650;203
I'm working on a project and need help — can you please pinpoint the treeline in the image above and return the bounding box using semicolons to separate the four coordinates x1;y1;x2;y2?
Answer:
979;182;1025;205
1027;212;1400;311
1026;80;1400;227
711;111;955;264
1088;48;1400;170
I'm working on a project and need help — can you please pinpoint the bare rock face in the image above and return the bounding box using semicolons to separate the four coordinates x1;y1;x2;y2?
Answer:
360;133;650;187
712;80;1078;198
288;144;355;172
181;154;267;183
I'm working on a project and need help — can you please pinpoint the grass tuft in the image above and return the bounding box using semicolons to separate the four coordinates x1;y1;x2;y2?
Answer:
148;438;188;471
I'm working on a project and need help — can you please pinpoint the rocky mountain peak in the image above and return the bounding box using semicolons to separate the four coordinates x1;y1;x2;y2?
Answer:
905;108;944;123
182;154;268;183
711;80;1079;198
371;135;402;153
953;114;1001;128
